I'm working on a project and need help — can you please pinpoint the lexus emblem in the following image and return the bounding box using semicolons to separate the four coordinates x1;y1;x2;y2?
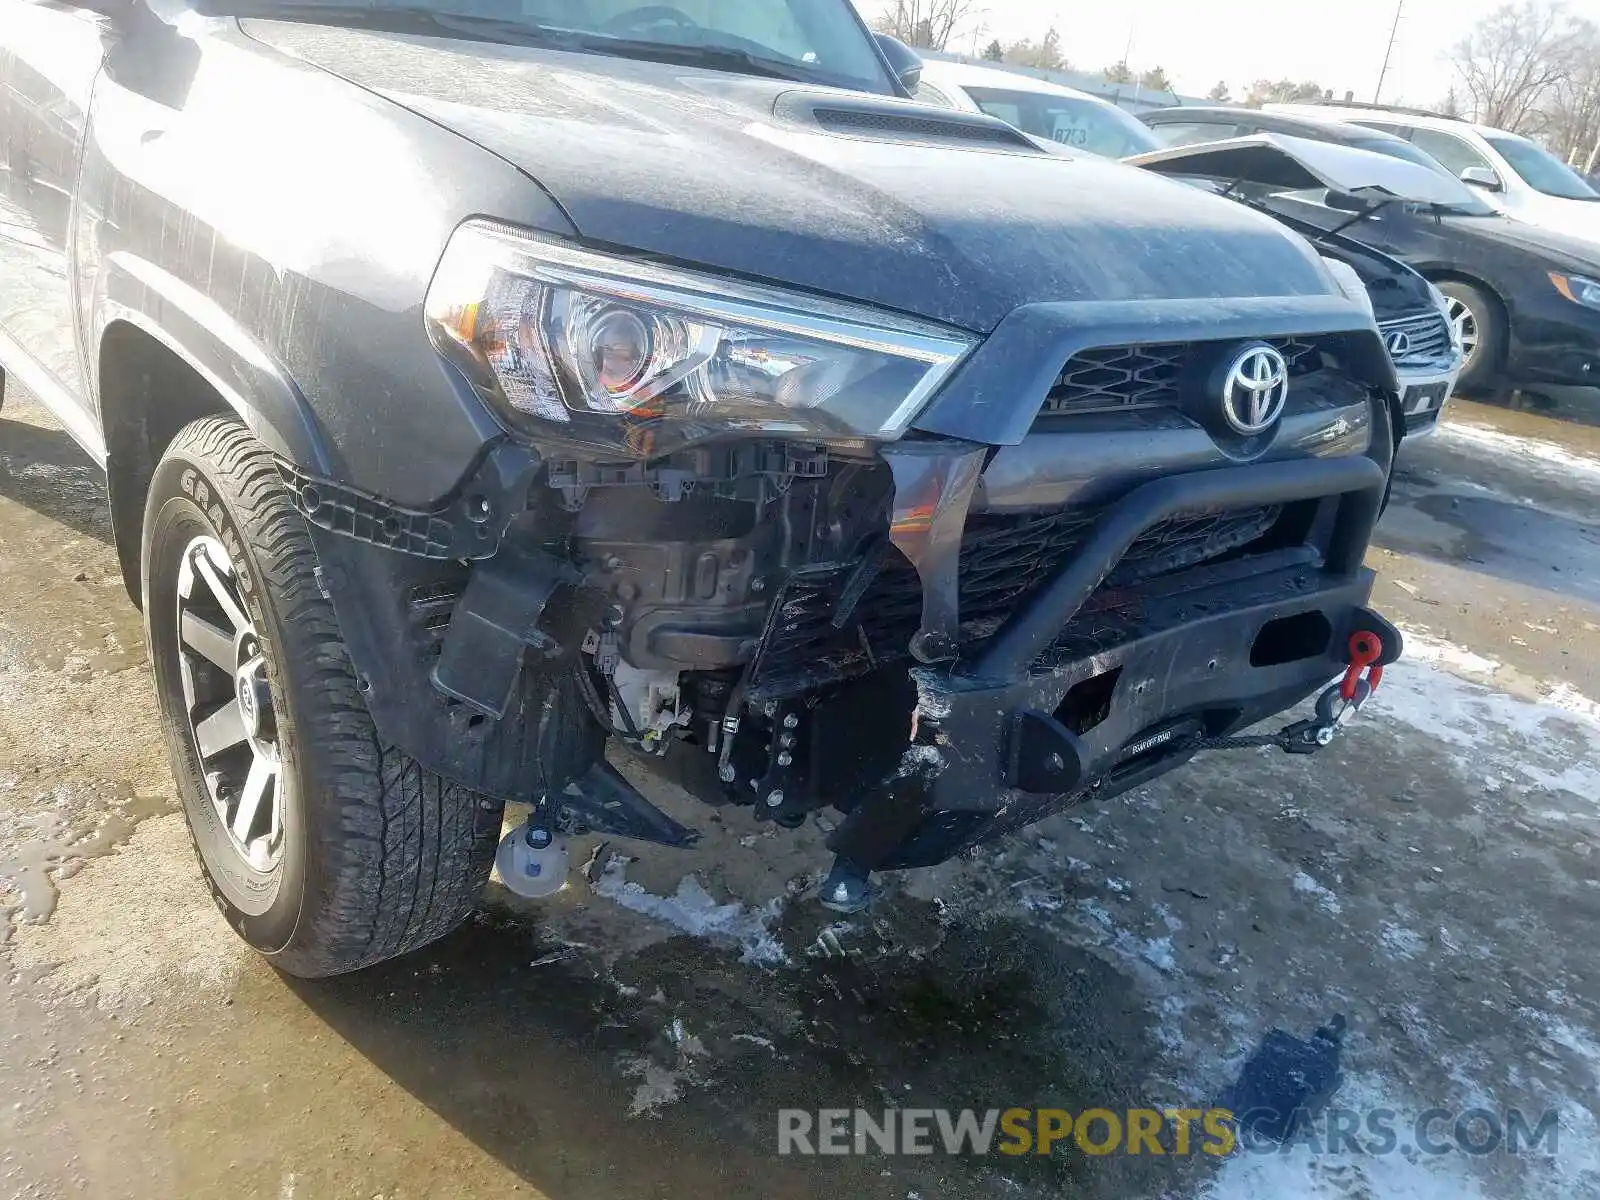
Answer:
1219;344;1289;435
1384;329;1413;358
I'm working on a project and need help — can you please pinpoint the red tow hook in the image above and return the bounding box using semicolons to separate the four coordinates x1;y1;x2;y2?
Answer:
1200;624;1398;755
1340;632;1385;703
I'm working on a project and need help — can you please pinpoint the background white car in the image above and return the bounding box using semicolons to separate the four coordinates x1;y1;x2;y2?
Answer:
1267;104;1600;246
912;59;1161;160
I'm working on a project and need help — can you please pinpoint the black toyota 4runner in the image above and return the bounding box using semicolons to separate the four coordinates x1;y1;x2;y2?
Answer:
0;0;1403;976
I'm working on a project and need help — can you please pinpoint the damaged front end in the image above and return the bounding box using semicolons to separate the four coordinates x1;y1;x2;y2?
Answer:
290;220;1406;907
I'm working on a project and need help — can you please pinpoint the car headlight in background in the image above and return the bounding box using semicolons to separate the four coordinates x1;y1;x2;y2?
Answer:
1549;271;1600;311
426;221;975;456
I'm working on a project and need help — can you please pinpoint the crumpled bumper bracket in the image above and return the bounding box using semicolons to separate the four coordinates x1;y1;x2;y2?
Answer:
880;440;988;664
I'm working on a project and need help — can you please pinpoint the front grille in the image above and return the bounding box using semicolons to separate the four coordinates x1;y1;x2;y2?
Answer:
747;503;1284;697
1379;312;1454;370
1043;344;1187;414
1041;337;1326;417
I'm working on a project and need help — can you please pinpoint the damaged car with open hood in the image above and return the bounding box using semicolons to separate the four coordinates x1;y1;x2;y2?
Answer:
0;0;1404;975
1126;131;1467;436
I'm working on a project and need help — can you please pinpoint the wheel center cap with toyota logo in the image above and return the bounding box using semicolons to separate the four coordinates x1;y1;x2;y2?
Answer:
1218;343;1289;436
1384;329;1412;359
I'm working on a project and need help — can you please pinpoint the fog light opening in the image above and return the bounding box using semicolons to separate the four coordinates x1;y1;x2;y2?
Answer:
1250;612;1333;668
1055;667;1123;735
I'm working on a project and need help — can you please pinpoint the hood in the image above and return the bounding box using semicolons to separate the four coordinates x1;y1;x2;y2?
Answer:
1126;135;1438;320
1127;133;1478;209
1508;194;1600;248
1453;210;1600;273
1275;213;1432;320
244;22;1339;333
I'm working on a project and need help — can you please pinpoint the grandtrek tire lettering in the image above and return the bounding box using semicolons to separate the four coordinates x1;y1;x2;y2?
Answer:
179;467;256;597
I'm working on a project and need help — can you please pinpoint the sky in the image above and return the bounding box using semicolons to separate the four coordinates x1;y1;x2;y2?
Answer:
859;0;1600;108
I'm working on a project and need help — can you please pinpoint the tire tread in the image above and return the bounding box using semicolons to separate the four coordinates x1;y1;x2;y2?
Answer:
158;418;499;977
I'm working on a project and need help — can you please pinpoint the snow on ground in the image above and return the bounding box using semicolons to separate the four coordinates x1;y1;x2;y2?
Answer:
1374;628;1600;803
1438;421;1600;488
1199;1085;1493;1200
591;855;790;966
1000;616;1600;1200
1399;631;1502;681
1206;629;1600;1198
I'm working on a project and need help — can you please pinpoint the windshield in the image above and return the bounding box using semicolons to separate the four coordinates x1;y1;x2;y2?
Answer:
1484;134;1600;200
1352;136;1441;171
210;0;893;91
962;86;1160;159
1346;136;1497;214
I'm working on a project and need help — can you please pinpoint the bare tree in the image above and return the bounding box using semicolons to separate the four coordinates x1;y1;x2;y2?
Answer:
1140;66;1175;94
1535;18;1600;164
1004;27;1066;72
1450;1;1573;129
1245;79;1328;107
872;0;984;51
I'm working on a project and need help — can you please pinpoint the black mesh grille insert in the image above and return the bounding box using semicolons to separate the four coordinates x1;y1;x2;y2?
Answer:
1041;337;1325;417
1043;344;1188;414
747;503;1284;697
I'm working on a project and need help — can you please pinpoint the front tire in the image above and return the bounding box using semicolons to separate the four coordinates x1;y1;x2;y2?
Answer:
143;418;502;977
1438;280;1504;394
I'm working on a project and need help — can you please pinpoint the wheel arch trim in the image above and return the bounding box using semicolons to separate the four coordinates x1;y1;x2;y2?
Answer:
93;251;333;473
1417;267;1513;321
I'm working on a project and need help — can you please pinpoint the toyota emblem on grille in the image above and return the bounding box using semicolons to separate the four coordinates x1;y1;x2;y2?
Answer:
1384;329;1413;358
1219;343;1289;435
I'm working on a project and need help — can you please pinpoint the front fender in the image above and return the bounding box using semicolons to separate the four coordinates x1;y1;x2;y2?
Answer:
92;252;332;472
79;9;576;507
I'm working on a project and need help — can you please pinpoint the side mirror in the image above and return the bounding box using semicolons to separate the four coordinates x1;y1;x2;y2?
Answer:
874;34;923;93
1460;165;1503;192
1324;190;1369;213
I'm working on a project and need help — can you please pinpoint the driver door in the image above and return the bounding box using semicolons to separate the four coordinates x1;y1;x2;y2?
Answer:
0;0;110;458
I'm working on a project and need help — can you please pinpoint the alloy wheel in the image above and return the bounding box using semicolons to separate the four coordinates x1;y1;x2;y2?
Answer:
175;536;284;875
1447;297;1480;365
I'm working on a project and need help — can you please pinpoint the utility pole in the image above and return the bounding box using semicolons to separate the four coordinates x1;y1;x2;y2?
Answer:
1123;20;1138;106
1374;0;1403;104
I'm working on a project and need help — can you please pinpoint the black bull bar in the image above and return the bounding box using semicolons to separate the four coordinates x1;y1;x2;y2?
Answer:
817;453;1394;873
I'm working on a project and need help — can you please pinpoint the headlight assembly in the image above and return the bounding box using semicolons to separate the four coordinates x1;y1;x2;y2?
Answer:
1550;271;1600;311
425;221;976;456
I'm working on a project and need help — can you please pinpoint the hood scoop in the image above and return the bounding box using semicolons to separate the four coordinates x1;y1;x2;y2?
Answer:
774;92;1039;152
